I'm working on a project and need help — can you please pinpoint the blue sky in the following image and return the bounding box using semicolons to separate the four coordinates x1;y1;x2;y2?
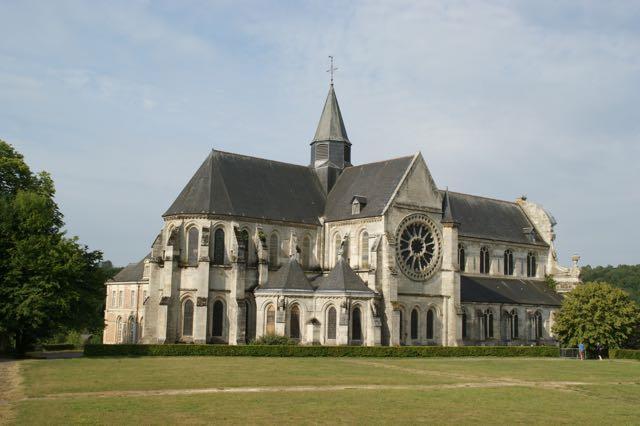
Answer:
1;0;639;266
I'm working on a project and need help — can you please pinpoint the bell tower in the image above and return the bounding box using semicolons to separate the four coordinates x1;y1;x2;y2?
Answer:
310;83;351;193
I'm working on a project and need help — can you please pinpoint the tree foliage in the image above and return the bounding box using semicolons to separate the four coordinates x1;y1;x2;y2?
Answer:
0;140;106;354
580;264;640;303
552;282;640;350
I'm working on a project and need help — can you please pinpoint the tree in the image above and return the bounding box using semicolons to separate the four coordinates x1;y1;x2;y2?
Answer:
580;264;640;303
0;140;106;354
552;282;640;351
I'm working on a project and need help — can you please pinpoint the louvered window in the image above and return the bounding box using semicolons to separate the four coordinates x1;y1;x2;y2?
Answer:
315;143;329;162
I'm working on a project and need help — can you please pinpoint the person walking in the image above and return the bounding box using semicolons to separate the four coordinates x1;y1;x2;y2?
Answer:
578;342;585;360
596;343;604;360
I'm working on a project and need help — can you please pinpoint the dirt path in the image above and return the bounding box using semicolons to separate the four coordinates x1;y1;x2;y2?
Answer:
342;358;492;382
25;380;594;402
0;360;22;424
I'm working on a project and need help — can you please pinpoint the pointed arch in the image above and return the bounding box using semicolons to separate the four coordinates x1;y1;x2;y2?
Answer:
458;243;465;272
265;304;275;335
410;308;419;340
212;300;224;337
426;308;435;340
360;230;369;269
182;299;194;337
326;306;337;340
213;228;225;265
187;226;199;266
480;246;490;274
352;306;363;342
503;249;514;275
289;305;301;339
527;252;537;277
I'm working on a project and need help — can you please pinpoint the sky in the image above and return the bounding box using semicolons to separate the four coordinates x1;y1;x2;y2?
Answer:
1;0;639;267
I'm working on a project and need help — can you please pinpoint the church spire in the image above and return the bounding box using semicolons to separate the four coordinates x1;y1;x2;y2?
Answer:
312;84;350;144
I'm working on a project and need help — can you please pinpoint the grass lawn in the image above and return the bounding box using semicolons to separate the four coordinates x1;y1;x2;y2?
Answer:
6;357;640;424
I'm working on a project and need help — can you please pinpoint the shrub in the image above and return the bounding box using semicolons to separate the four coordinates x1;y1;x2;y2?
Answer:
85;344;559;358
251;334;298;346
43;343;76;351
609;349;640;360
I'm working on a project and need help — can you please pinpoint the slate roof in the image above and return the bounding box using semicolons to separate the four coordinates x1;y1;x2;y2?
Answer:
164;150;326;224
261;258;314;291
111;256;148;283
324;155;414;221
312;84;350;144
315;258;374;293
461;276;563;306
444;191;548;247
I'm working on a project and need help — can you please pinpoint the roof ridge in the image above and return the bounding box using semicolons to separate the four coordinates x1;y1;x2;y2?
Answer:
349;154;416;168
446;190;519;206
212;149;309;169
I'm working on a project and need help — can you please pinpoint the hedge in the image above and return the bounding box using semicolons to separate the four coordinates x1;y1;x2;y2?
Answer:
609;349;640;360
84;344;559;358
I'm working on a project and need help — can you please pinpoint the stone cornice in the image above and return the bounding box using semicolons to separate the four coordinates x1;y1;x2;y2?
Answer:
163;214;321;229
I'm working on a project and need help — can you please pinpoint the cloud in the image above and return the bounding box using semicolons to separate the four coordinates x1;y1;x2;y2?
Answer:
0;0;638;266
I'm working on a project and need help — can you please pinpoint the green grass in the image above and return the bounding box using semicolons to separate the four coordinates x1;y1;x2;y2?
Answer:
11;357;640;425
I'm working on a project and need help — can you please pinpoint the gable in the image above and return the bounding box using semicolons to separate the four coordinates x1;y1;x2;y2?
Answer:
323;156;414;222
385;153;441;213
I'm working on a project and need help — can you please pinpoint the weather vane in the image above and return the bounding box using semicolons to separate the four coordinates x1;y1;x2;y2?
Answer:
327;55;338;84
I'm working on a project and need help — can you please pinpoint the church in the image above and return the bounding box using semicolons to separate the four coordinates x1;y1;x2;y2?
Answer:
103;83;581;347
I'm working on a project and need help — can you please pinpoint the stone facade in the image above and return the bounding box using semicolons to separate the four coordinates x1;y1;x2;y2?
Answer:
103;84;580;346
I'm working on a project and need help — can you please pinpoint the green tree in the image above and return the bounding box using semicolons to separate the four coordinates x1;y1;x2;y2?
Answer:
552;282;640;351
0;140;106;354
580;264;640;303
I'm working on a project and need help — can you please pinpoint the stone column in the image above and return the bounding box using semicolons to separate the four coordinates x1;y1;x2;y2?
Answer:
337;300;349;345
441;223;461;346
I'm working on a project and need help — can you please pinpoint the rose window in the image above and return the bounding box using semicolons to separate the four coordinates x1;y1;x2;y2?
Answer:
395;213;442;281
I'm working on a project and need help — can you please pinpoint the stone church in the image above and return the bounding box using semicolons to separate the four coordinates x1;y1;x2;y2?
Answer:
103;84;581;346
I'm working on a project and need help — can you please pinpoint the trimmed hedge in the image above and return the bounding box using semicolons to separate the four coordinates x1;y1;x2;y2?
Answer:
610;349;640;360
84;344;559;358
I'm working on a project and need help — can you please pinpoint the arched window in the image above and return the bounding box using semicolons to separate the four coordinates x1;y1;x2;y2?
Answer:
534;311;543;339
483;309;494;339
239;230;250;263
410;309;419;340
265;304;275;335
360;231;369;269
458;243;466;272
327;307;337;340
511;309;519;339
213;228;225;265
461;310;468;339
334;233;342;266
352;307;362;341
302;235;311;269
139;317;144;339
503;249;514;275
182;299;194;337
527;252;537;277
127;316;136;343
187;227;199;266
212;300;224;337
116;316;123;343
399;309;404;343
269;233;279;266
290;305;301;339
480;247;490;274
427;309;435;340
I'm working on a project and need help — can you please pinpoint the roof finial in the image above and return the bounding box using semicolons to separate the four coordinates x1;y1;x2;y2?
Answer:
327;55;338;85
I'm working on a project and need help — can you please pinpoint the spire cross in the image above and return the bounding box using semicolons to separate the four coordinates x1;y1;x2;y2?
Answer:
327;55;338;84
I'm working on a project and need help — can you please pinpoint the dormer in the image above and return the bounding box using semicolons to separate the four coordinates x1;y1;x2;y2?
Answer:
351;195;367;215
